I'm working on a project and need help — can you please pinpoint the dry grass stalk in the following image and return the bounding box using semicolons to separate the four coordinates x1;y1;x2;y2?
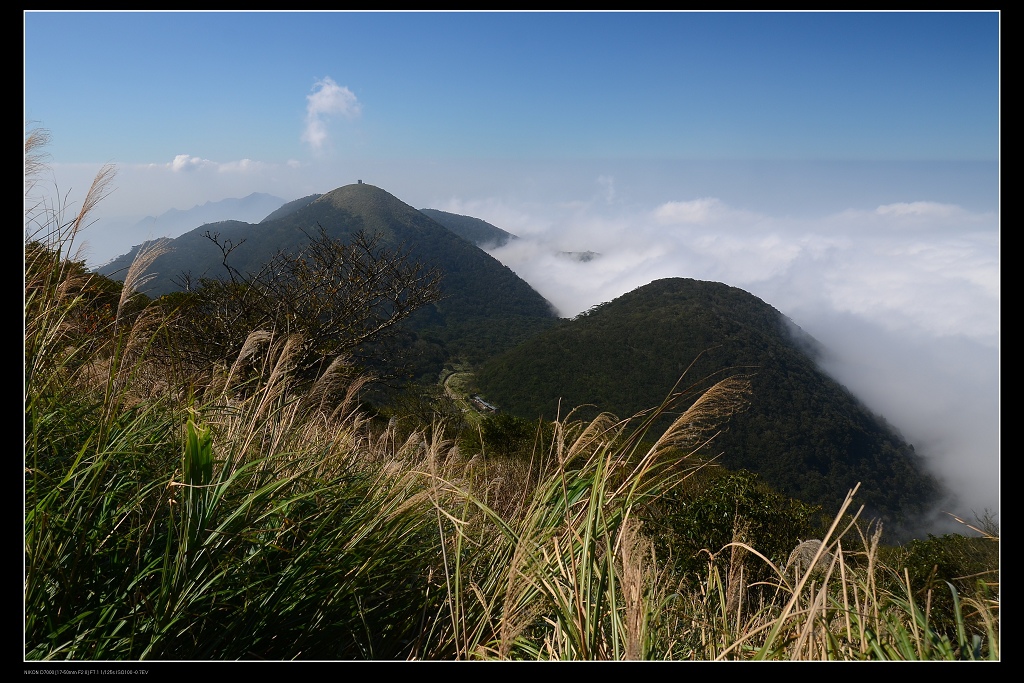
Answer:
221;329;274;394
725;516;751;630
118;238;172;312
617;517;656;660
71;163;117;246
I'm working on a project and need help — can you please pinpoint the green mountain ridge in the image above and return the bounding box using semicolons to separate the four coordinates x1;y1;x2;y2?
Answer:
475;277;943;534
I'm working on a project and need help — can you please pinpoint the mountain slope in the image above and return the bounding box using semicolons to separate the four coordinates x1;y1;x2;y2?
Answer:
475;277;942;531
98;183;559;364
259;194;321;223
418;209;516;248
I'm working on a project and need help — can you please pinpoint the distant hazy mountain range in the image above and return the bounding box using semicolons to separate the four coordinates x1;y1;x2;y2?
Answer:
83;193;290;270
130;192;288;241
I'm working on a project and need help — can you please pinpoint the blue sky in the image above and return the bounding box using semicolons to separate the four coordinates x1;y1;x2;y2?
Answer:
27;11;997;164
25;11;1000;529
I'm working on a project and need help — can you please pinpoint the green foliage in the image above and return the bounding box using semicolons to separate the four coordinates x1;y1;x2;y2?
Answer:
822;569;998;661
883;530;999;641
372;381;469;443
25;392;447;659
480;413;543;457
642;467;824;584
900;531;999;589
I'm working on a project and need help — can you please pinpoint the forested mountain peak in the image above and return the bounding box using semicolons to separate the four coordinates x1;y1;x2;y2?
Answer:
476;276;943;535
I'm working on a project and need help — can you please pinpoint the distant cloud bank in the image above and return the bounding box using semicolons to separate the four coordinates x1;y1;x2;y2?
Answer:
162;155;268;174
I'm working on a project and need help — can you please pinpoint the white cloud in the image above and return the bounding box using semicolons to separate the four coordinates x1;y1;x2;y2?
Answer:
689;232;804;284
167;154;215;172
156;155;267;175
302;76;362;153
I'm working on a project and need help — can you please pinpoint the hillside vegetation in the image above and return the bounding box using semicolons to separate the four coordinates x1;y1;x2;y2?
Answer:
475;278;942;536
25;132;998;661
